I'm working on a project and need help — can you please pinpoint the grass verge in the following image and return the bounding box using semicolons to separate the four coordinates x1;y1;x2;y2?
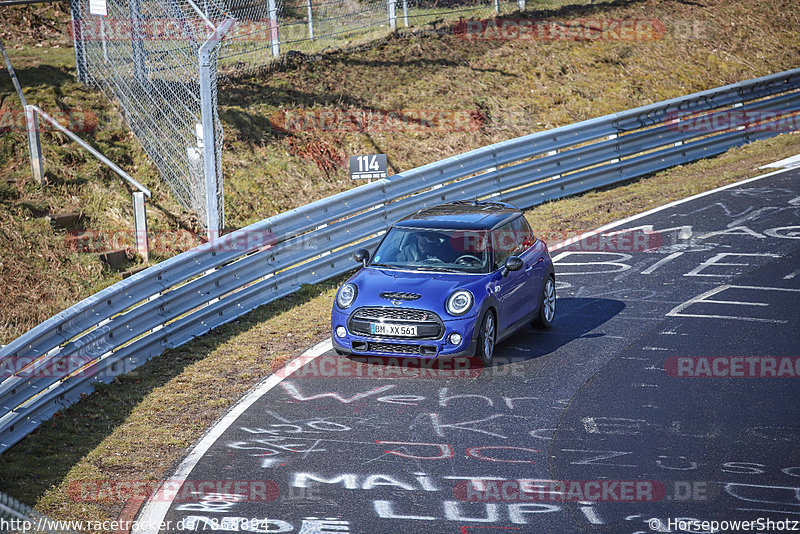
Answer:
0;130;798;526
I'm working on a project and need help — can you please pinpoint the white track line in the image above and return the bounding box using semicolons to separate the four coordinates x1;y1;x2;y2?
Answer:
548;165;798;252
134;164;798;532
133;338;332;534
759;152;800;170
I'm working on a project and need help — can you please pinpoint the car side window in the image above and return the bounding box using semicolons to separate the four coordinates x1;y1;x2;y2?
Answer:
513;216;535;252
492;222;516;270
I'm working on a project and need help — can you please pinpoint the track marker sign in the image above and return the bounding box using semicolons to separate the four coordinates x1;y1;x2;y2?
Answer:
350;154;387;181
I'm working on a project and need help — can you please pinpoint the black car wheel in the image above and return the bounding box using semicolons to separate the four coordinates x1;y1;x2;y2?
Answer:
476;310;496;365
534;276;556;328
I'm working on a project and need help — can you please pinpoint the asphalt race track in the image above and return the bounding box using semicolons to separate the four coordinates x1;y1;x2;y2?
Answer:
139;167;800;534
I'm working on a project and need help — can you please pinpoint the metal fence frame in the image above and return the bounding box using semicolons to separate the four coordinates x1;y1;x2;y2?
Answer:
1;68;799;454
2;38;153;261
68;0;234;238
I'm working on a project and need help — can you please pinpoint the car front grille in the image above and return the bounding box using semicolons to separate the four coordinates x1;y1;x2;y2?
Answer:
368;342;421;354
348;307;444;340
354;307;437;322
366;342;437;356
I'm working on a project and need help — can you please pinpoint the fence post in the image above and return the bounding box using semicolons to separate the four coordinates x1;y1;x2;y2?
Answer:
199;53;220;238
128;0;147;83
388;0;396;30
198;20;236;239
518;0;525;11
402;0;408;27
68;0;88;84
133;191;149;262
25;106;44;184
100;18;109;62
306;0;314;40
494;0;500;14
267;0;280;57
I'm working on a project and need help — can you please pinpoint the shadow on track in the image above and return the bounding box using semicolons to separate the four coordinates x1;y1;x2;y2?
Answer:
327;297;626;375
492;296;627;366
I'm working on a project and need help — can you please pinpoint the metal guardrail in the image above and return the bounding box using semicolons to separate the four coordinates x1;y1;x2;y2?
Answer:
0;491;32;529
1;68;799;453
0;490;72;533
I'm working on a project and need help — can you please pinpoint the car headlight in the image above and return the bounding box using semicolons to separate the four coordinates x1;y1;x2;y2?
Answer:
446;290;473;316
337;283;357;309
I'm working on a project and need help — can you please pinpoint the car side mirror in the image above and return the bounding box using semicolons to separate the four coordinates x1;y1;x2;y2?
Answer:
353;248;370;267
502;256;523;277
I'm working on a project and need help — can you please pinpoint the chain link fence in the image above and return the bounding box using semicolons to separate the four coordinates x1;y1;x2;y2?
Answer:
69;0;594;234
70;0;228;233
217;0;533;72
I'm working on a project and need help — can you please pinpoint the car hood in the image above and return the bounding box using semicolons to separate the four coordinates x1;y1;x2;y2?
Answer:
349;267;483;314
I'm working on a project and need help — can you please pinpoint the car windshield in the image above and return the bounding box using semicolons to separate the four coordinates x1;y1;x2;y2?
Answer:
370;227;490;273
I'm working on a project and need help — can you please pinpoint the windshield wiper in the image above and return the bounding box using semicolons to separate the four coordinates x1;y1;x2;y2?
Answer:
369;262;401;270
415;266;461;273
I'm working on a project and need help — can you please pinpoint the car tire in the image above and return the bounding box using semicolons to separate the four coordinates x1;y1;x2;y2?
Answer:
533;275;556;328
475;309;496;365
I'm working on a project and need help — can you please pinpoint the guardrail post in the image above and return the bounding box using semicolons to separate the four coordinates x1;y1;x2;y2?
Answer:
608;134;620;163
732;102;746;131
25;106;44;184
133;191;149;262
306;0;314;39
547;149;561;180
267;0;280;57
388;0;396;30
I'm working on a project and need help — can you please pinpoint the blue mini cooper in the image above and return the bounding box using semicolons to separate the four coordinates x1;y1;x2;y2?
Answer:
331;200;556;364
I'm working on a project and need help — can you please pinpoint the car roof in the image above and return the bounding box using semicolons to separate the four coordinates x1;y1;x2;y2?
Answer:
393;200;522;231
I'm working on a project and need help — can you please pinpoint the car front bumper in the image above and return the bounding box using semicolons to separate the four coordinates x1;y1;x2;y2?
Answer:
331;307;480;358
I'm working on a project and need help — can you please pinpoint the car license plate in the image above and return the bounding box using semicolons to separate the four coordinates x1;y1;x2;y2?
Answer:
370;323;417;337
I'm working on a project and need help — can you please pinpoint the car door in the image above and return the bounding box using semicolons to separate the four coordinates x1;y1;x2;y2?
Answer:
514;216;547;318
491;220;530;333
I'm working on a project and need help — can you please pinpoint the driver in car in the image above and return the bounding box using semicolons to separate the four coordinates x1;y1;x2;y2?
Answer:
399;231;452;262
